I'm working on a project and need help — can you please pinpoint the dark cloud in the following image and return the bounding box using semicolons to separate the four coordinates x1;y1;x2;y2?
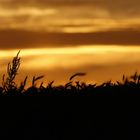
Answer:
1;0;139;5
0;28;140;49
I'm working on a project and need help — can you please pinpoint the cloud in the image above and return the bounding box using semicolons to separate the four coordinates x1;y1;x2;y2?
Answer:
0;28;140;49
0;1;139;35
1;0;140;18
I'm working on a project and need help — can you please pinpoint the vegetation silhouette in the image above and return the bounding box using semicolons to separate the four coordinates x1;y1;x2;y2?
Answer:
0;52;140;140
0;51;140;96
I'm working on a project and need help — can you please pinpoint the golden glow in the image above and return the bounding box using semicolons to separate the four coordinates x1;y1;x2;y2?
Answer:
1;45;140;57
1;45;140;68
0;45;140;85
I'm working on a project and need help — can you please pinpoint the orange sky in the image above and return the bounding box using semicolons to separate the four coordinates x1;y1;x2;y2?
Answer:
0;0;140;86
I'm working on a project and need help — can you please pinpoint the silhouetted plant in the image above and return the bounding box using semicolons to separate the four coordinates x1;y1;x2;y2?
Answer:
32;75;44;87
2;51;20;93
19;76;28;93
69;73;86;81
47;81;54;89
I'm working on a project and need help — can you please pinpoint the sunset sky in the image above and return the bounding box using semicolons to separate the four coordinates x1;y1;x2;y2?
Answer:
0;0;140;85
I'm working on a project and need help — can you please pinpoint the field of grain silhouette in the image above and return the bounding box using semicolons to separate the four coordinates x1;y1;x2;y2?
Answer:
0;52;140;140
0;51;140;96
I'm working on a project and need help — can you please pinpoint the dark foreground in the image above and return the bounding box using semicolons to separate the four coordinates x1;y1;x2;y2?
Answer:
0;95;140;140
0;52;140;139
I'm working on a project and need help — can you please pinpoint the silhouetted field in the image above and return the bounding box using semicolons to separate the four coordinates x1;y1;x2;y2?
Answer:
0;52;140;139
1;51;140;96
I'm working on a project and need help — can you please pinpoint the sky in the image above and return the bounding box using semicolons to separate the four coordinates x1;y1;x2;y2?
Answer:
0;0;140;86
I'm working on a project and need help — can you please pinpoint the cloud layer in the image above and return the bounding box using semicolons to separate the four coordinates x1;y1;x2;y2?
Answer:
1;0;140;17
0;29;140;49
